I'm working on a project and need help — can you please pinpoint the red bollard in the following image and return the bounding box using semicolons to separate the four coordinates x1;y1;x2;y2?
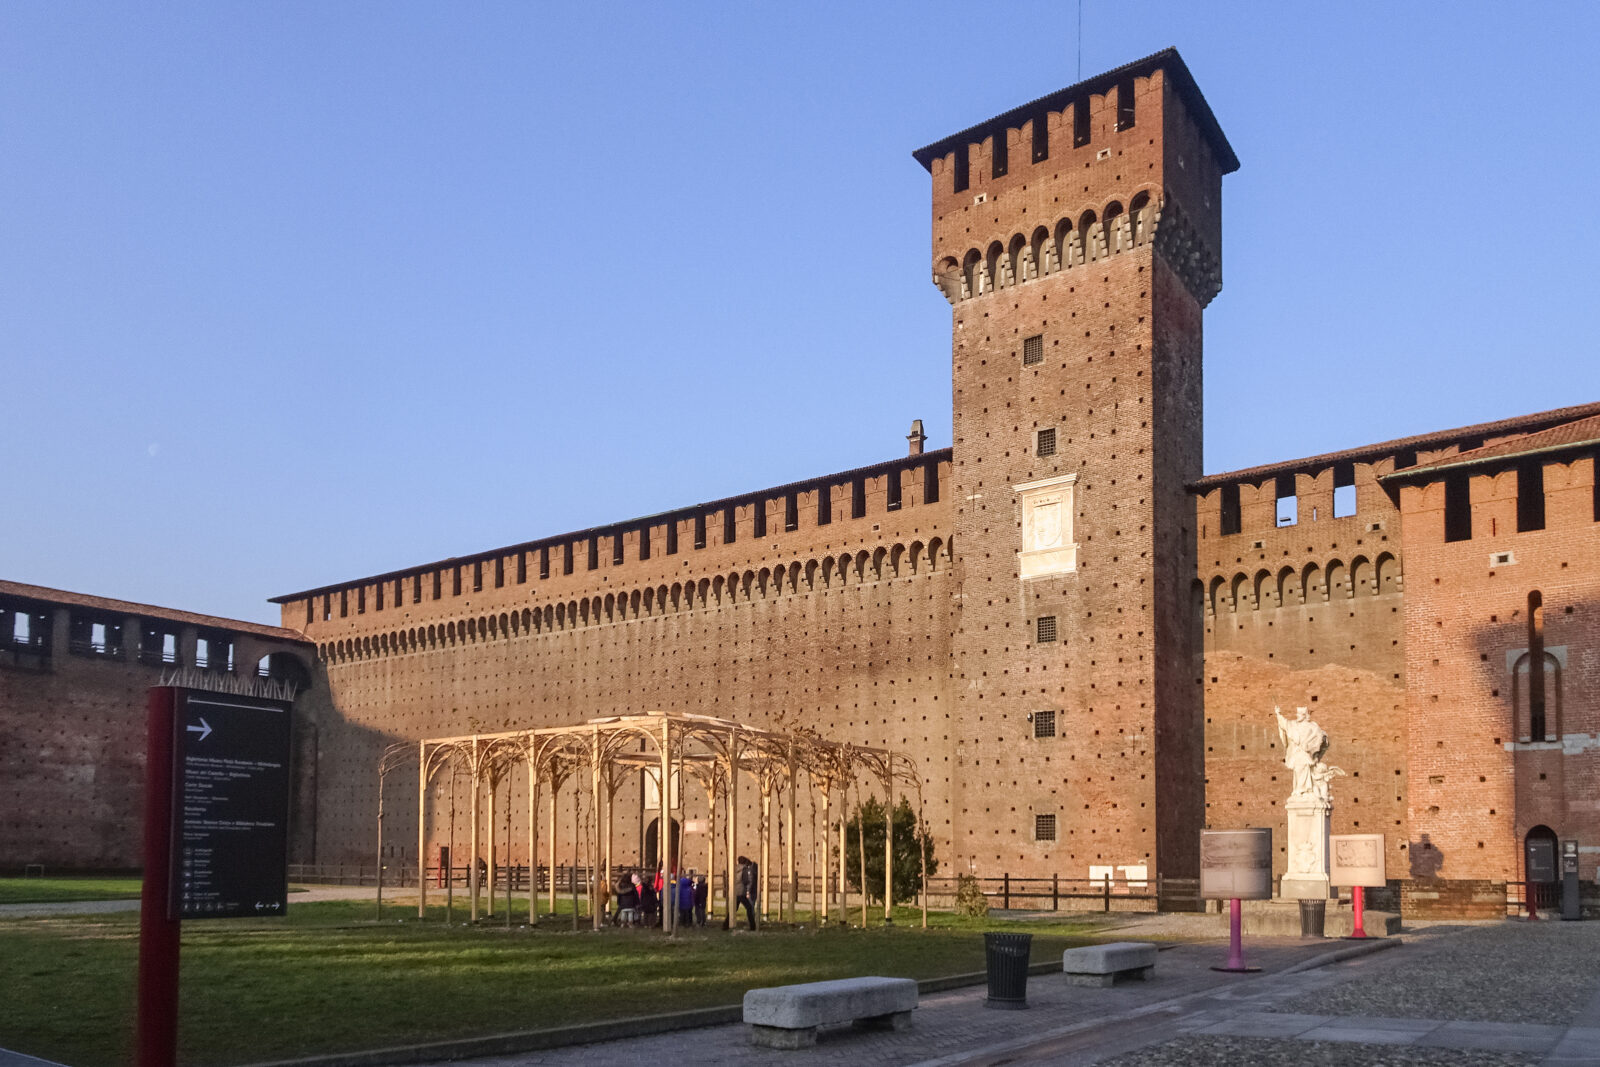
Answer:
1350;885;1368;939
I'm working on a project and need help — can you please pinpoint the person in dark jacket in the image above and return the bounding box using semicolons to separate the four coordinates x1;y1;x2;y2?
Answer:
639;873;658;926
616;873;640;926
677;871;695;929
693;873;708;927
735;855;759;930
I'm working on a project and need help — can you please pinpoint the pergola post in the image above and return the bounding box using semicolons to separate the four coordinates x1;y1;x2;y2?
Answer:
660;717;673;935
807;778;816;925
726;734;738;927
469;740;481;922
837;811;846;924
857;776;867;927
447;764;457;921
820;784;831;925
570;772;579;930
591;726;602;931
526;752;538;926
504;778;513;927
547;780;557;919
417;741;428;919
884;751;894;925
919;802;929;930
707;774;718;922
759;785;771;923
785;739;797;923
485;775;496;918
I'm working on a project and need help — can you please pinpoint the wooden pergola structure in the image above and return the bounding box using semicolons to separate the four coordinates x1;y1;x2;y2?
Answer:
399;712;929;932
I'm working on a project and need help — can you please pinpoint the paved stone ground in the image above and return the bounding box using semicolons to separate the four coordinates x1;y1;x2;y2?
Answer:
1262;920;1600;1026
1098;1038;1539;1066
416;919;1600;1067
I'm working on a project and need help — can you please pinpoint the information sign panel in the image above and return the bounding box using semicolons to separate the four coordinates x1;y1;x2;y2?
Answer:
1200;828;1273;900
168;689;292;919
1329;834;1386;888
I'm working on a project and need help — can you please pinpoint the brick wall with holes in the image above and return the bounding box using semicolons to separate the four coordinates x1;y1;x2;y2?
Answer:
1401;454;1600;884
935;67;1219;884
281;459;957;869
0;615;322;870
1191;459;1410;882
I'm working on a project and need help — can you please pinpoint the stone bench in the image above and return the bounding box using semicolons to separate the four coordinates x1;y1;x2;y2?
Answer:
743;976;918;1048
1061;941;1157;987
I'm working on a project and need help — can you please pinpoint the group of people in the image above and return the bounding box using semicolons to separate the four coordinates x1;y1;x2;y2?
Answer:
605;855;762;930
610;868;707;928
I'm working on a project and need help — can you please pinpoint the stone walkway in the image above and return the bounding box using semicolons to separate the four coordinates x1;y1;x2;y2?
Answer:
417;920;1600;1067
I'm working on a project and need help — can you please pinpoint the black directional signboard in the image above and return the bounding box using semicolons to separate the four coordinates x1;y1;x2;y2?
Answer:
168;689;293;919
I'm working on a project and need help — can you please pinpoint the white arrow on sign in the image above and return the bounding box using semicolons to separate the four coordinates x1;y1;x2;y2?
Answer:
186;718;213;742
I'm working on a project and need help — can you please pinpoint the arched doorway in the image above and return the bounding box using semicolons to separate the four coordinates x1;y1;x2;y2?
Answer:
257;651;312;691
644;817;681;871
1524;825;1560;918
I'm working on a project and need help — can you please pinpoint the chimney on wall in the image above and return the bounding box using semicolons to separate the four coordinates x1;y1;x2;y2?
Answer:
907;419;926;456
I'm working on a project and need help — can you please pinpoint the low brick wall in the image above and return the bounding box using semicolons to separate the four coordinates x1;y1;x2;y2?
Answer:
1400;878;1506;919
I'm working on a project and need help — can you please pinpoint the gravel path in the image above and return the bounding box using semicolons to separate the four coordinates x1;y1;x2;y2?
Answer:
1265;920;1600;1026
1098;1036;1538;1066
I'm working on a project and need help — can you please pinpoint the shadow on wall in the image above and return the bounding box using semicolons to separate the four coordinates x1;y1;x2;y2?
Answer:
1409;832;1443;879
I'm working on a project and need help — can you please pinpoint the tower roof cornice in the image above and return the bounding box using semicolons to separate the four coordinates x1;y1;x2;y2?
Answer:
911;47;1239;175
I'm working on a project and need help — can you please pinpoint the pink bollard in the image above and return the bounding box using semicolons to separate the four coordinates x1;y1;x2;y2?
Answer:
1211;897;1258;972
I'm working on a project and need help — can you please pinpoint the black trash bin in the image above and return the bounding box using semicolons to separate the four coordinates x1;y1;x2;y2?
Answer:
1298;899;1326;938
984;931;1033;1009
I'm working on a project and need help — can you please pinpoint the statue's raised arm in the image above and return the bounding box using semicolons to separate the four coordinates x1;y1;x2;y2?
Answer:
1276;705;1327;799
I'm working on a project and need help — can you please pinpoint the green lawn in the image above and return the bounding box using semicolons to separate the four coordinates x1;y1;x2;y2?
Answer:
0;877;143;904
0;899;1110;1066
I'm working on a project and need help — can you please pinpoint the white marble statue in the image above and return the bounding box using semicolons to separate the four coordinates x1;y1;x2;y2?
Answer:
1274;705;1332;799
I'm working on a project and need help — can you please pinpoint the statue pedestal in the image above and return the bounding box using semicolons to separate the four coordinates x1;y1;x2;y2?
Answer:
1279;795;1331;900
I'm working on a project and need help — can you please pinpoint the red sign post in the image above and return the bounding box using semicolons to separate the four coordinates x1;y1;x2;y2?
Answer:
136;684;294;1065
137;687;180;1067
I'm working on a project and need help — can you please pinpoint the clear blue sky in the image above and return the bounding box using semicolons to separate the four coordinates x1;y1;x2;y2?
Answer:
4;2;1596;625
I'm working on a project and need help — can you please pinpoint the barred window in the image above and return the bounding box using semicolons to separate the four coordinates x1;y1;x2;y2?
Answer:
1036;615;1057;643
1033;709;1056;738
1036;427;1057;458
1035;814;1057;841
1022;334;1044;365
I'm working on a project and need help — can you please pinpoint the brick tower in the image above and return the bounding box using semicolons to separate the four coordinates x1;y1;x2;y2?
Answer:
913;49;1238;885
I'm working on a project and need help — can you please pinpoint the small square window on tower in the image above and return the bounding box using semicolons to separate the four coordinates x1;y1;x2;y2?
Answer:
1034;813;1057;842
1033;709;1056;739
1036;615;1057;643
1022;334;1044;365
1036;427;1057;458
